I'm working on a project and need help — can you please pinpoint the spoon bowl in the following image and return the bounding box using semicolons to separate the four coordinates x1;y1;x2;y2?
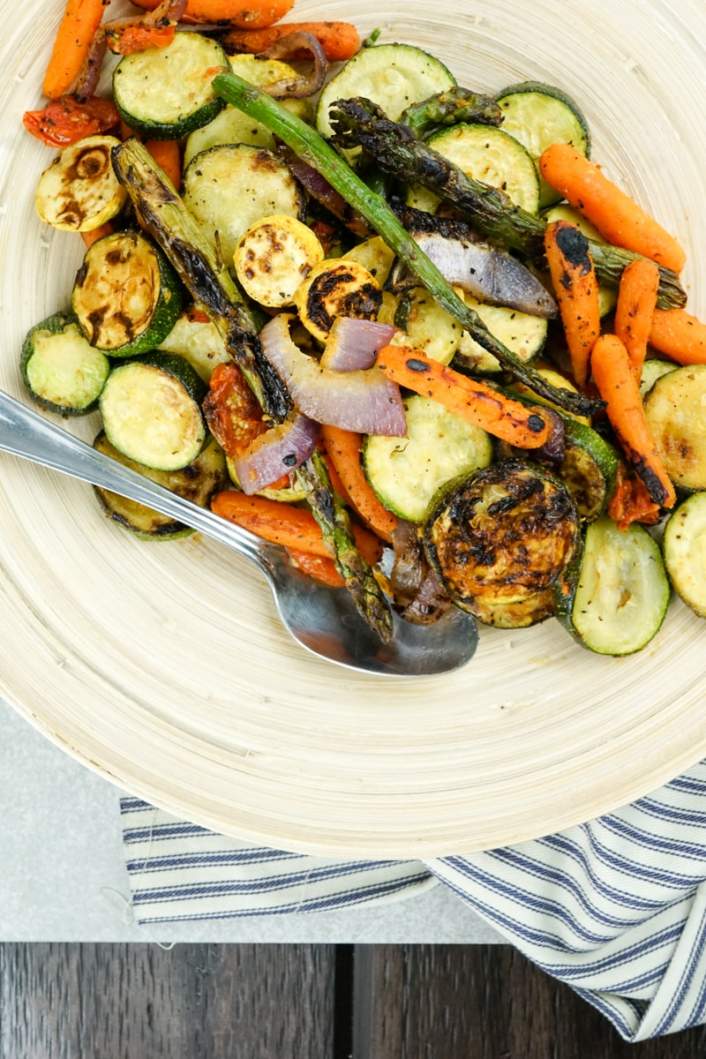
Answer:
0;391;478;677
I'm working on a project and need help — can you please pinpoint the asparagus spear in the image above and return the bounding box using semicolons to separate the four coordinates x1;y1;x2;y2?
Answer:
212;72;599;417
112;140;392;642
329;98;686;311
401;87;503;137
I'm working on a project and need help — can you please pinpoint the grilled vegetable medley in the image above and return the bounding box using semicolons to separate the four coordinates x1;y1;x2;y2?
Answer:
21;0;706;655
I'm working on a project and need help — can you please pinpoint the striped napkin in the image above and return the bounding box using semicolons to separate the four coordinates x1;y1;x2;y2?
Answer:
121;761;706;1043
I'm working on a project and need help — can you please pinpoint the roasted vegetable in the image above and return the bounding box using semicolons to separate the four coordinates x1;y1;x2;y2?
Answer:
327;96;686;310
393;288;462;366
212;73;599;417
424;459;579;614
72;230;183;356
663;494;706;618
158;310;231;381
293;259;382;342
401;87;502;137
644;365;706;491
21;311;110;416
35;135;126;233
234;215;324;308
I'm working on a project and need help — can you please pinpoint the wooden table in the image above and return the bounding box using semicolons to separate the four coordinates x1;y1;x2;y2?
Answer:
2;943;706;1057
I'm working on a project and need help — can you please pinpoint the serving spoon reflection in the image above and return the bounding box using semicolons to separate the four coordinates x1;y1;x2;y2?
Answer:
0;392;478;676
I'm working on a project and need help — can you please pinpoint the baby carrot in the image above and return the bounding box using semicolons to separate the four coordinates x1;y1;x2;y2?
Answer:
649;309;706;366
224;22;361;62
43;0;107;100
322;426;398;542
286;550;345;587
144;140;181;189
81;222;113;248
211;492;382;562
544;220;601;387
614;258;660;383
592;334;675;507
129;0;294;27
539;144;686;273
376;345;553;449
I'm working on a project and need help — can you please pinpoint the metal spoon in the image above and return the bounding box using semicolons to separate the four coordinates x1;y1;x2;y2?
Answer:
0;392;478;676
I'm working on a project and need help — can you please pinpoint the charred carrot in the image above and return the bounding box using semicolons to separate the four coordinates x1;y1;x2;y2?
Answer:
287;550;344;587
592;335;675;508
614;258;660;383
649;309;706;366
376;345;553;450
544;221;601;387
211;491;382;563
43;0;107;99
322;426;398;543
224;21;361;61
144;140;181;189
540;144;686;273
81;222;113;248
129;0;294;27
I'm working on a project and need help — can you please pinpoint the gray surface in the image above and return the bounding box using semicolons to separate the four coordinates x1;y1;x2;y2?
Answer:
0;701;499;943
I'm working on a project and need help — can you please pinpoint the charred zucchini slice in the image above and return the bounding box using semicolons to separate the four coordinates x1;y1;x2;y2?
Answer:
408;124;540;215
184;55;311;166
558;421;619;522
557;517;670;655
293;259;382;342
393;288;463;365
663;493;706;618
424;460;579;611
496;83;590;208
94;433;226;539
183;144;303;266
364;395;493;523
316;43;455;138
158;312;231;382
72;231;182;356
21;311;110;416
234;215;324;308
100;353;206;472
35;135;126;233
113;33;228;138
644;366;706;491
470;588;555;629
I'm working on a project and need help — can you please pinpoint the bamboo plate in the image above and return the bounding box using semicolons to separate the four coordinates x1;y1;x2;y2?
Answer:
1;0;704;857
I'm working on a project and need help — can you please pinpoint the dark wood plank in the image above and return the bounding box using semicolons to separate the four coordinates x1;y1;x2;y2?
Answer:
353;945;706;1059
0;943;335;1059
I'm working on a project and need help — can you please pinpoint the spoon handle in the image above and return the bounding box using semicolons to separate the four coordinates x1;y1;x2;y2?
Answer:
0;391;267;569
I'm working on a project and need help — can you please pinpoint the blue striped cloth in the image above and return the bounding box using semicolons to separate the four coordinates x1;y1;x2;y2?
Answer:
121;761;706;1042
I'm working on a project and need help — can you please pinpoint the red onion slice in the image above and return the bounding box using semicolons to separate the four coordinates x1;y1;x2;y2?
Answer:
260;315;406;436
257;32;328;99
321;317;397;372
233;413;319;494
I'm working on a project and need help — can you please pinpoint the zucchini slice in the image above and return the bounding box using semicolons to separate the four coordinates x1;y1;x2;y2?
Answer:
644;366;706;491
663;493;706;617
496;82;590;208
364;395;493;523
640;359;677;398
21;311;110;416
456;294;547;373
393;287;463;365
408;124;540;215
35;135;126;233
184;55;311;166
424;460;579;611
316;43;455;138
234;215;324;308
293;259;382;342
94;433;227;540
183;144;302;266
543;206;616;316
559;421;619;522
470;588;555;629
158;311;231;381
100;353;206;472
113;33;228;139
343;237;395;287
513;366;590;425
72;231;182;356
557;517;670;655
226;457;307;503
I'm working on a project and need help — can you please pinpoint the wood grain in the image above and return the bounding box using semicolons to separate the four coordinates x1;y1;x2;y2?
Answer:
0;943;335;1059
1;0;705;859
352;945;706;1059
